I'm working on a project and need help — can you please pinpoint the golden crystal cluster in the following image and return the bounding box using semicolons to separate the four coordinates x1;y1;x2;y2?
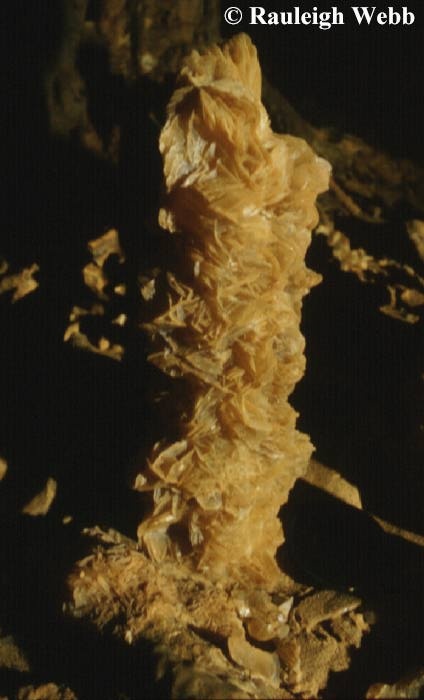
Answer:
135;34;330;585
67;36;371;699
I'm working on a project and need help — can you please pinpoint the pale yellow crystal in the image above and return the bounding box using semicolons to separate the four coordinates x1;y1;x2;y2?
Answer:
136;33;330;586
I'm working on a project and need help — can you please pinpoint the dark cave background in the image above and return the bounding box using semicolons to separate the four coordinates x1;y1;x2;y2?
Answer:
0;1;422;698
